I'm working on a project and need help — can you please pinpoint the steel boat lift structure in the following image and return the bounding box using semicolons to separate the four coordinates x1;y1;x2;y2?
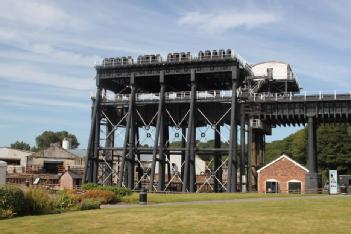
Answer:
84;49;349;193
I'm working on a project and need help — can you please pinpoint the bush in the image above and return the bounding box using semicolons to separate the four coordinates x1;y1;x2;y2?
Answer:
82;183;132;201
79;199;101;210
53;190;81;211
0;209;15;219
24;188;53;215
0;185;25;217
82;190;116;204
81;183;99;190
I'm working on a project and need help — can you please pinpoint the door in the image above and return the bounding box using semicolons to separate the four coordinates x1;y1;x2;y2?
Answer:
266;181;279;193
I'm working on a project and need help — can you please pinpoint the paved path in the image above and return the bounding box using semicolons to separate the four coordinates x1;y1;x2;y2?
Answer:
101;195;351;209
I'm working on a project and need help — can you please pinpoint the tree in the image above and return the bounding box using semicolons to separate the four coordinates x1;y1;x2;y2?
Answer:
10;141;31;151
265;124;351;177
35;131;79;150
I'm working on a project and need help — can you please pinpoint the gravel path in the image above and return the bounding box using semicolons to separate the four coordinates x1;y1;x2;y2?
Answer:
101;194;351;209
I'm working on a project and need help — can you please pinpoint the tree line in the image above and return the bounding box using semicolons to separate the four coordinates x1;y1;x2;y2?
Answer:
265;124;351;178
10;131;79;152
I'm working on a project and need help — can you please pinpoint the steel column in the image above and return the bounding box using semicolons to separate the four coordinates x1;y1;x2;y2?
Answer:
240;104;246;192
182;69;196;192
308;117;317;173
307;116;319;192
165;126;171;184
181;127;186;182
214;124;222;192
150;70;166;192
127;103;136;189
189;111;196;192
118;73;135;187
227;66;238;192
247;124;253;191
92;91;102;183
157;116;165;191
136;129;142;190
83;87;101;183
103;122;114;185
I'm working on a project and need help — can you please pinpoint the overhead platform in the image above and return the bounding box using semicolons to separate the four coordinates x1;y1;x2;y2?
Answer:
95;49;252;93
249;61;300;94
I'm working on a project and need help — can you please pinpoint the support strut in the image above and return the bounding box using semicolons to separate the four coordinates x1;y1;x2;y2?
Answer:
118;73;135;187
240;104;246;192
227;66;238;192
83;87;102;183
150;71;166;192
307;116;319;192
182;69;197;192
214;124;222;192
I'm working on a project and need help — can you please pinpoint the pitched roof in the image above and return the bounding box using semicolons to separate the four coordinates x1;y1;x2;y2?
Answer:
257;154;309;173
67;149;87;158
0;147;33;158
66;170;83;179
30;144;88;160
252;61;289;66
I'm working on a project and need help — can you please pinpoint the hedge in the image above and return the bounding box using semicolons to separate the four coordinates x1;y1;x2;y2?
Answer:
79;199;101;210
81;183;132;200
0;185;25;217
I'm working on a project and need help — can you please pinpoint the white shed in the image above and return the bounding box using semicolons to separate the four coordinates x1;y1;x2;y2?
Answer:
140;154;206;175
0;148;32;173
0;160;7;185
252;61;295;80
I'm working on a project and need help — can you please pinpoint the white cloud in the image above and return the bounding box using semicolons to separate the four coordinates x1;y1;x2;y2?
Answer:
0;64;94;91
0;43;99;67
0;0;80;29
0;111;87;127
178;10;279;33
0;95;89;109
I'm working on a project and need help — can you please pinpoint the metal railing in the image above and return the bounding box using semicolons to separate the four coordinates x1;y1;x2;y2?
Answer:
110;90;233;102
100;90;351;103
251;90;351;102
95;49;250;69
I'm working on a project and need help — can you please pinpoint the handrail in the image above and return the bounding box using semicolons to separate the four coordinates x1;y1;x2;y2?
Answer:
100;90;351;103
250;90;351;102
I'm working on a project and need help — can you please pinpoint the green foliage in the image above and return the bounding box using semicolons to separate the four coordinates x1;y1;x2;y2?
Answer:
265;128;307;164
10;141;31;151
82;183;132;201
52;190;81;211
0;185;25;217
35;130;79;150
79;199;101;210
24;188;53;215
317;124;351;176
81;183;100;190
265;124;351;177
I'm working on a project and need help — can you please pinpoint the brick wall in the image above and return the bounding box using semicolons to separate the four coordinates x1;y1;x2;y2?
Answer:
60;172;74;189
258;156;308;193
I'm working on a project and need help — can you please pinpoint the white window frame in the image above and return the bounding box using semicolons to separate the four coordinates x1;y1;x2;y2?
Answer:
265;179;279;194
287;179;302;194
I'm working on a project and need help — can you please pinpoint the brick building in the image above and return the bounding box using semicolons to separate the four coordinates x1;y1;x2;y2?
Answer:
257;154;309;194
60;170;83;189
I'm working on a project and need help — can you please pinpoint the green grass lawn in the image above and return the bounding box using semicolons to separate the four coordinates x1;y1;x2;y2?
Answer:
1;195;349;234
120;192;314;204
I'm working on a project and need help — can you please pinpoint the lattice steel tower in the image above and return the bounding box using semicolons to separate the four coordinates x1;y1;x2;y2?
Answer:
83;50;310;192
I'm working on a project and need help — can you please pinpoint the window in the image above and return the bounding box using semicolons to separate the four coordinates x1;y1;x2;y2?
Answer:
266;181;279;193
288;182;301;194
1;159;20;165
43;161;63;174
